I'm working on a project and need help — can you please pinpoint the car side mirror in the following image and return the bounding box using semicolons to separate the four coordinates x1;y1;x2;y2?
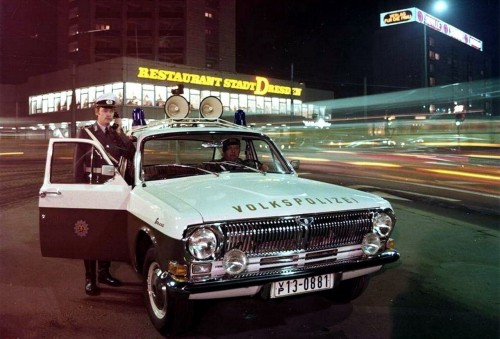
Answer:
290;159;300;170
101;165;115;176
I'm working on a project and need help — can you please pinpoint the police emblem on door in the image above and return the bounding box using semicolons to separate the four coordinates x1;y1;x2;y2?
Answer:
74;220;89;237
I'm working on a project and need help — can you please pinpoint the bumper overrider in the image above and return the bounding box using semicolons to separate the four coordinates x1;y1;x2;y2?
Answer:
165;249;399;297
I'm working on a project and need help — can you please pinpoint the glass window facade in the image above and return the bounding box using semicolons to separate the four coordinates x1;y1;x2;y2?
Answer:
29;82;312;118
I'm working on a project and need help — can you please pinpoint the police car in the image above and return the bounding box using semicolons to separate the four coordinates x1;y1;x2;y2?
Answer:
39;99;399;334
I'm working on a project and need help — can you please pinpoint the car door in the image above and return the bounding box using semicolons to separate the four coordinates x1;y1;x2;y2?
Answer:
39;139;131;262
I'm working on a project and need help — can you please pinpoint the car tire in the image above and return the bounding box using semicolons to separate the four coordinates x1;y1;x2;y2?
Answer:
143;247;193;335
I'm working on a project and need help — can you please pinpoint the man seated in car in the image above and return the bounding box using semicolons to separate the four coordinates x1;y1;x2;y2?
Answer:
220;138;268;171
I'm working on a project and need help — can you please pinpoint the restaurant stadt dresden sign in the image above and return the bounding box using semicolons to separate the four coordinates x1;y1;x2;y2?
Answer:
137;66;303;97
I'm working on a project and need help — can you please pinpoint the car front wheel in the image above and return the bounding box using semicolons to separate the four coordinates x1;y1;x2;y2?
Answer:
143;247;193;335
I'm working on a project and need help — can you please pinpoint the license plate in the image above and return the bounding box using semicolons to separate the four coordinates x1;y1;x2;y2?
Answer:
270;274;334;298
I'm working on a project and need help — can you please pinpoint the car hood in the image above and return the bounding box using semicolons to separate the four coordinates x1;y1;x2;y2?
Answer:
140;173;391;222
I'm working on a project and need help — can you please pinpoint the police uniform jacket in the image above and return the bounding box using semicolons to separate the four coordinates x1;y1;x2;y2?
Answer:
74;123;135;183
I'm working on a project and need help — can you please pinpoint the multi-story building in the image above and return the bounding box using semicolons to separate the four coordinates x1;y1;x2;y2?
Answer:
0;0;333;135
372;7;494;116
59;0;235;72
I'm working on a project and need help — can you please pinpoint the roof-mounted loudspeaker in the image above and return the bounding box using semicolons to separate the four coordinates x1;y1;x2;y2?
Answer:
199;96;223;119
164;95;190;119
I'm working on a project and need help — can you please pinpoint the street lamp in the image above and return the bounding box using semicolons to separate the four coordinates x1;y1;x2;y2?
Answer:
433;1;447;13
69;26;110;137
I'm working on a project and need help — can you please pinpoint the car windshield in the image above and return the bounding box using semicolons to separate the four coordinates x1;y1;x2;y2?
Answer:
140;132;292;181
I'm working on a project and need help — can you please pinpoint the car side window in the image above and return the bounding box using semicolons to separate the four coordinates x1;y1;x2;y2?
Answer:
50;142;113;184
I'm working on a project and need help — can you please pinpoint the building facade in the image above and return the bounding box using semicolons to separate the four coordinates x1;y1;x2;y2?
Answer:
20;57;332;137
1;0;334;135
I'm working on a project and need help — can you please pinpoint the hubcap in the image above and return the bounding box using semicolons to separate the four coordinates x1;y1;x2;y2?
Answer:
147;261;167;319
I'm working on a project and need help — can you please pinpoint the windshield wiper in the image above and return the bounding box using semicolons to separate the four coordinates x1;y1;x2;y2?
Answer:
171;164;220;177
213;161;265;175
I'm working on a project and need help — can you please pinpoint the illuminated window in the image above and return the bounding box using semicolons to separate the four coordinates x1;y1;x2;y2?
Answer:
256;96;264;114
95;24;110;31
247;96;256;114
142;84;154;106
429;51;440;61
238;94;248;111
229;93;239;111
205;12;213;18
155;86;167;107
428;36;435;47
68;41;78;53
125;82;142;106
68;25;79;36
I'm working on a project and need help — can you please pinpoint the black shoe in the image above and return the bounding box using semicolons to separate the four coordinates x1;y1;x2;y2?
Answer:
98;271;121;287
85;278;100;296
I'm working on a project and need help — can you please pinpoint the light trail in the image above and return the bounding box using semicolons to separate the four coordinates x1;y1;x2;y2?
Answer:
346;161;402;168
0;152;24;156
422;168;500;181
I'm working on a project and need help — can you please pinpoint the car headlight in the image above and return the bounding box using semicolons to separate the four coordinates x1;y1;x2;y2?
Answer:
187;228;218;259
223;249;248;274
373;212;394;238
361;233;381;255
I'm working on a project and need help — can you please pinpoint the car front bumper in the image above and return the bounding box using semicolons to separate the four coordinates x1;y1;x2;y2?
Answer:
166;249;400;299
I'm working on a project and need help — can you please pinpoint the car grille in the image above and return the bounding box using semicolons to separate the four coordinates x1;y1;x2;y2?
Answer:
222;210;374;256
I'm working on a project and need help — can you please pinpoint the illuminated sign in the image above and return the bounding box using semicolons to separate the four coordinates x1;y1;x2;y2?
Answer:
380;8;483;51
380;9;415;26
415;9;483;51
137;67;303;97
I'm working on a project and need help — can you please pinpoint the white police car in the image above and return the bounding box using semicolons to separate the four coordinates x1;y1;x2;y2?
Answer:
39;113;399;334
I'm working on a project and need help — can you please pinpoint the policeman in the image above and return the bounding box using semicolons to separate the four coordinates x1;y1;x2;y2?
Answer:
74;93;135;296
221;138;242;163
220;138;269;172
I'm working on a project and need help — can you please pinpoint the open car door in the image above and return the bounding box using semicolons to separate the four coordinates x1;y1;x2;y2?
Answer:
39;139;131;262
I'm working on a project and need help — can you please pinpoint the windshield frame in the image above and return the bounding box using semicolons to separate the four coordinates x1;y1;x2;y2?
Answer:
138;130;294;182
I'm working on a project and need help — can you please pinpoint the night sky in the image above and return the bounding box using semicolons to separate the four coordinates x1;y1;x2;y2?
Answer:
235;0;499;96
1;0;498;93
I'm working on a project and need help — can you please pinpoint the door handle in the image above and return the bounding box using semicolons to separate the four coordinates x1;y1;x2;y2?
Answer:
39;189;61;198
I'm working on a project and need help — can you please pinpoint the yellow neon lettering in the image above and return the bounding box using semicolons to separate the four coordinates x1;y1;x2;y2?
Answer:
164;71;174;81
171;72;182;82
137;67;301;97
182;73;192;82
137;67;150;78
158;70;167;80
268;84;291;95
149;69;159;80
254;76;269;95
223;78;234;88
190;73;200;84
210;76;221;86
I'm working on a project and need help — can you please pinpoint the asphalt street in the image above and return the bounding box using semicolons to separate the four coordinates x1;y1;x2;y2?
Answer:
0;138;498;338
0;194;498;338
